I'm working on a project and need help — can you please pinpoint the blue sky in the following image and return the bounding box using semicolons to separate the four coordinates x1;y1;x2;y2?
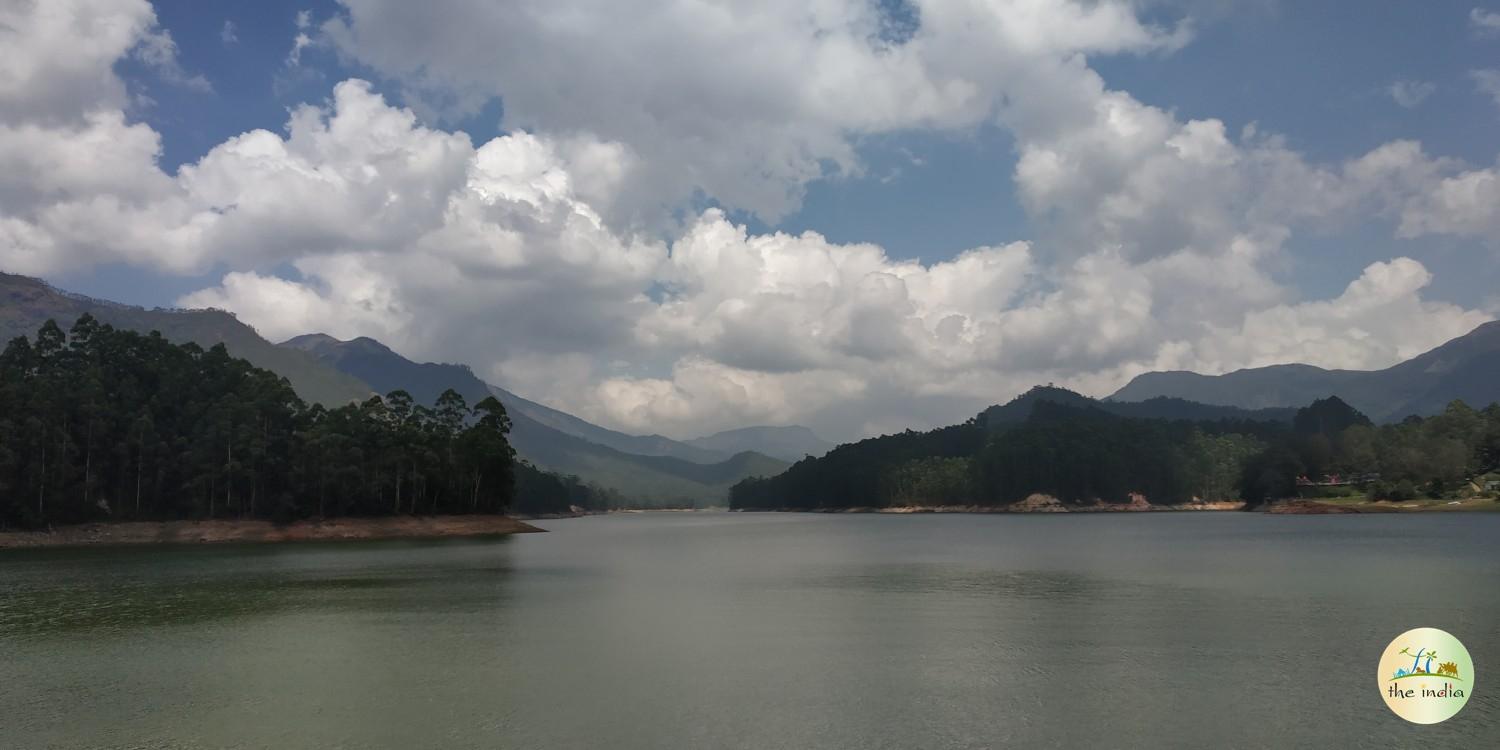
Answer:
67;0;1500;309
7;0;1500;439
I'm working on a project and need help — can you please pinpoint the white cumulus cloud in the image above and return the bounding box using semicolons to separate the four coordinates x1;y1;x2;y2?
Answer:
1;0;1497;441
321;0;1188;226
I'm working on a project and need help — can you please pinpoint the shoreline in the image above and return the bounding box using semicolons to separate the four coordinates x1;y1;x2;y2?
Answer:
732;501;1247;514
1264;497;1500;514
736;498;1500;515
0;515;545;550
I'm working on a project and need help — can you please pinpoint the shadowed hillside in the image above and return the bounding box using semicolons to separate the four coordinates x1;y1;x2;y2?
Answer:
283;333;731;463
281;333;788;505
980;385;1296;428
1;273;372;407
1111;321;1500;421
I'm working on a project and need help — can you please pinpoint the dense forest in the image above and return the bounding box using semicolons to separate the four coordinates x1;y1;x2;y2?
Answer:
0;316;608;529
730;388;1500;510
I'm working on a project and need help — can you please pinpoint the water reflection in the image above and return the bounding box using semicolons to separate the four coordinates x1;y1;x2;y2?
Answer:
3;514;1499;748
0;539;517;637
804;565;1126;599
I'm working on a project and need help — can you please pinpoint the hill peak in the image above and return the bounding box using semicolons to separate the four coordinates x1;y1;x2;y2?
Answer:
1;274;373;406
281;332;342;348
1109;319;1500;420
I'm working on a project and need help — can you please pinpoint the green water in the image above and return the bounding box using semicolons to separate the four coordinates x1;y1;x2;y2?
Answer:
2;513;1498;748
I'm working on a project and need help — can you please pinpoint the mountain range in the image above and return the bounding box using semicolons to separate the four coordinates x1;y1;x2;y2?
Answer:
981;386;1297;428
2;272;802;505
1110;320;1500;421
0;273;371;406
6;270;1498;503
279;333;793;503
685;425;833;462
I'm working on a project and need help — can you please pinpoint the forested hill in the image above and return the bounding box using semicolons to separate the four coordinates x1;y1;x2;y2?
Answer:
1;272;372;407
978;385;1296;427
730;390;1500;511
0;316;604;529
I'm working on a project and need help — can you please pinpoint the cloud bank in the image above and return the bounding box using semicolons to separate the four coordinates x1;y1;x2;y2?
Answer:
1;0;1496;440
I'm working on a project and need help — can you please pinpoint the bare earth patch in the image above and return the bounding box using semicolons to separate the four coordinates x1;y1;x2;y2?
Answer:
1264;500;1368;515
0;515;545;549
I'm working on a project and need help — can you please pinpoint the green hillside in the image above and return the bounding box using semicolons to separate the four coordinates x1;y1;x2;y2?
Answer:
981;386;1295;428
1;273;372;407
732;391;1500;511
281;332;790;505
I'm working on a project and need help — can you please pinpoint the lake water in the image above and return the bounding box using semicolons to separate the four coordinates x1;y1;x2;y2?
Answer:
3;512;1499;748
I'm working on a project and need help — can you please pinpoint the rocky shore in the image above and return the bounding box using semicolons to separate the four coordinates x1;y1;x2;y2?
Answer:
0;515;545;549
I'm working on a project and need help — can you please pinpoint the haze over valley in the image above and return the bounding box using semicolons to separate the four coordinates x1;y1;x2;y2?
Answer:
7;271;1500;513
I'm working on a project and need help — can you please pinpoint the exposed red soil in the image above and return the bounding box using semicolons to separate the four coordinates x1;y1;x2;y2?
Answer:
0;515;545;549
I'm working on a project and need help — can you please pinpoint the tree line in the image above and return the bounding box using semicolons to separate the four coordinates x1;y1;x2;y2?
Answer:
730;391;1500;510
1242;396;1500;503
0;316;606;528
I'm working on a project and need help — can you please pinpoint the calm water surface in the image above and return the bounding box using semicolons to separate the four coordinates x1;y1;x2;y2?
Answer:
2;512;1499;748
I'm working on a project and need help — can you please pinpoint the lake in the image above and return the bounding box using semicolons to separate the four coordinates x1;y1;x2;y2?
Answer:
2;512;1498;748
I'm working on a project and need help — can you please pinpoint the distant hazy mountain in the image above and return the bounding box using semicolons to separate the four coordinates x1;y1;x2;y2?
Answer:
1;273;372;406
503;420;789;505
283;334;492;405
1110;320;1500;421
688;425;833;462
979;385;1295;429
282;333;725;462
281;333;788;504
486;385;729;463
